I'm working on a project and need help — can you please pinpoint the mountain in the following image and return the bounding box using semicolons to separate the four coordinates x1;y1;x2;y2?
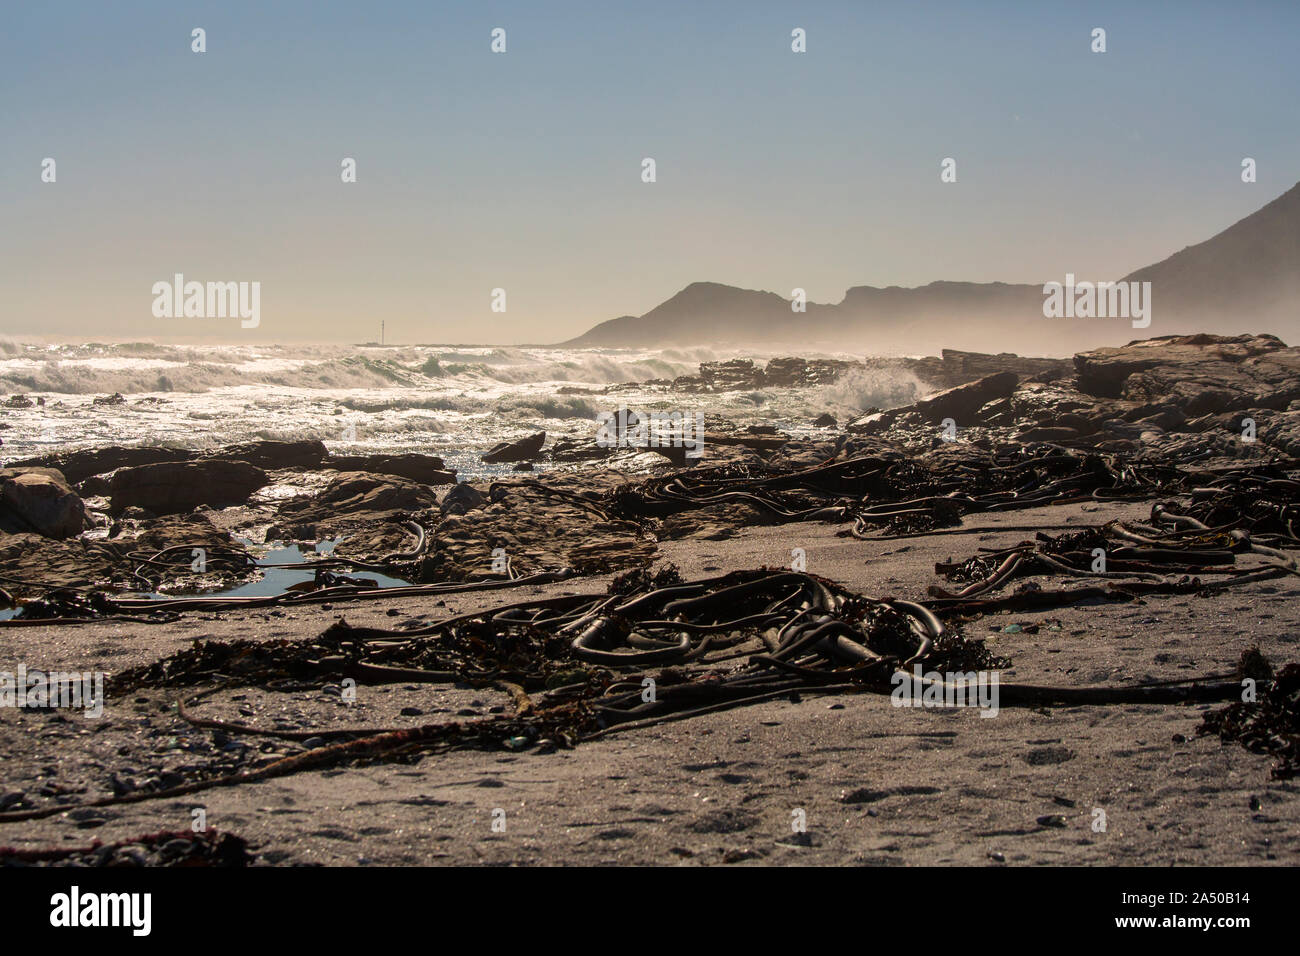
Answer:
564;183;1300;355
1122;181;1300;321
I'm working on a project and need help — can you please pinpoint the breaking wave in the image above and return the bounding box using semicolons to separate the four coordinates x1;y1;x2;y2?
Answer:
0;344;708;396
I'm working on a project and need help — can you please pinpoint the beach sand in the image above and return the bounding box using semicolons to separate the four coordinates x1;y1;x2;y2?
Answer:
2;498;1296;865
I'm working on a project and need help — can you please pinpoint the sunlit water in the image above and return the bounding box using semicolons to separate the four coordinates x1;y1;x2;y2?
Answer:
0;342;923;479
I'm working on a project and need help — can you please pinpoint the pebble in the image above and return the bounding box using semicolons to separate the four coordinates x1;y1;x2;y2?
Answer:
159;838;193;860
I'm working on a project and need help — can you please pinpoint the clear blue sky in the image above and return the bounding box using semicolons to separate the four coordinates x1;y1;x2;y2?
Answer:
2;0;1296;343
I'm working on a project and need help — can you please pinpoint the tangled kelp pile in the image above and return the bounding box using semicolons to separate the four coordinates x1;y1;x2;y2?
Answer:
920;481;1299;617
608;446;1285;538
5;442;1295;625
1200;662;1300;780
1;565;1271;827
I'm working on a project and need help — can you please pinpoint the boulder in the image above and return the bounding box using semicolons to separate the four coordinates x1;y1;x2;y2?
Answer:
440;482;487;516
283;472;437;518
327;453;456;485
482;432;546;464
207;440;327;470
1074;334;1296;414
109;460;269;515
0;468;87;539
911;371;1020;426
812;413;838;428
548;437;613;463
7;446;192;484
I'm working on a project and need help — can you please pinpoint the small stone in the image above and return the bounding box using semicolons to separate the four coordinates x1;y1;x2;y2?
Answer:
158;838;193;860
1036;814;1068;828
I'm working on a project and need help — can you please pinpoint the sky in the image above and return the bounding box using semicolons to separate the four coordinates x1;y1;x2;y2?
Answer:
1;0;1297;344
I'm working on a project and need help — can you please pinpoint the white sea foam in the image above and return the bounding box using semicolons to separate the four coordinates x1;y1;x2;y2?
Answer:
0;342;922;478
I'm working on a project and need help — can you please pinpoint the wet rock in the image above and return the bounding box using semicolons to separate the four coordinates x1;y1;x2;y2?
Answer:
440;482;487;516
282;472;437;519
0;468;87;538
482;431;546;464
548;437;612;463
1075;333;1299;415
908;350;1070;390
109;460;269;516
92;392;126;406
911;371;1020;426
974;398;1013;425
845;409;897;435
1016;426;1080;444
327;453;456;484
206;440;327;470
762;357;860;387
7;446;193;484
699;358;761;389
812;413;838;428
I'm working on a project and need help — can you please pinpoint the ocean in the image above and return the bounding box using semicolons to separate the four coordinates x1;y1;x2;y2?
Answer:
0;341;924;479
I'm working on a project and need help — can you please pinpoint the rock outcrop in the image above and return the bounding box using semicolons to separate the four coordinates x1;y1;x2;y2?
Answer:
109;460;269;515
482;432;546;464
326;453;456;485
0;468;87;539
205;440;328;470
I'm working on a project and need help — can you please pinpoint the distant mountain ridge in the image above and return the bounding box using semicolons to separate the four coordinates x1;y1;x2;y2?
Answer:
565;183;1300;356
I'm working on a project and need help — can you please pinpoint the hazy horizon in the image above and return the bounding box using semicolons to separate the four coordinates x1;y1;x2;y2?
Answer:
3;0;1298;345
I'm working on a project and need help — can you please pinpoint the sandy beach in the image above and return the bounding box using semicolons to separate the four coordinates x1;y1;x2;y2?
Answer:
2;491;1296;866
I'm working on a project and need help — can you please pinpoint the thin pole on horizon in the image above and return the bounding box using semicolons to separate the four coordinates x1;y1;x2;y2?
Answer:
381;320;385;346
